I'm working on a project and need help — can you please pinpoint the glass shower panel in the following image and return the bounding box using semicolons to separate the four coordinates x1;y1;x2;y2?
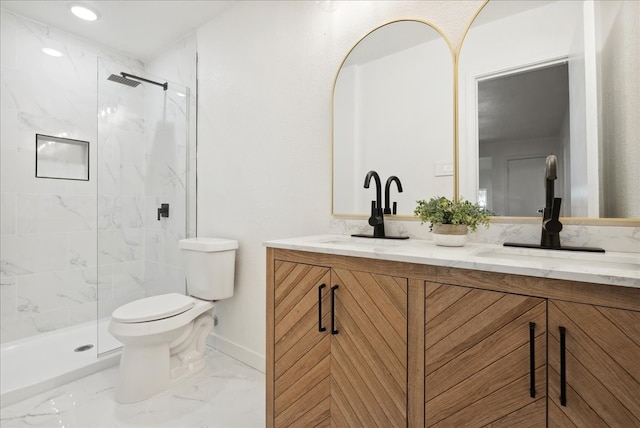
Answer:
96;58;189;356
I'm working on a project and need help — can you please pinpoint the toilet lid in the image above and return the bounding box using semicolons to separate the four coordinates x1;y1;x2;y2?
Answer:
112;293;195;323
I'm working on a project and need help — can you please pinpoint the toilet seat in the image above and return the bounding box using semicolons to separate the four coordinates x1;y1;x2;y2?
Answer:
112;293;195;323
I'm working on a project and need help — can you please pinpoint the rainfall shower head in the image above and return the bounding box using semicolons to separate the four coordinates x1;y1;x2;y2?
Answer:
107;72;168;90
107;73;141;88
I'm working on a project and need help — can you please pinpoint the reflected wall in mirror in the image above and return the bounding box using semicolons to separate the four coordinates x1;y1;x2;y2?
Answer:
333;20;454;217
459;0;640;219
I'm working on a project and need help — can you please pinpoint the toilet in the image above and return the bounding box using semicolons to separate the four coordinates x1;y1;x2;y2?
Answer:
108;237;238;404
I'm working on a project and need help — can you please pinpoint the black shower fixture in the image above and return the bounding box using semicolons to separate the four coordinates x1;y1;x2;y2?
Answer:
107;72;168;90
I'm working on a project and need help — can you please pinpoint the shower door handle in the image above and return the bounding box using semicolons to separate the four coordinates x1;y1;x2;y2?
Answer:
157;203;169;220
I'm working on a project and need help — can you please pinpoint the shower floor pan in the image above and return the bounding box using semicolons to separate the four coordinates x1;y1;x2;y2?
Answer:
0;318;121;408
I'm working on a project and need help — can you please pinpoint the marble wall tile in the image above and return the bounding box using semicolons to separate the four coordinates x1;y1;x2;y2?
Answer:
17;308;68;335
145;227;183;267
144;261;185;297
68;300;98;326
0;276;17;321
1;233;69;276
112;196;144;229
69;231;97;268
97;228;144;265
17;194;95;234
17;270;94;314
1;193;16;235
1;9;194;344
111;260;145;299
0;12;17;69
0;317;39;343
96;128;145;198
328;217;640;253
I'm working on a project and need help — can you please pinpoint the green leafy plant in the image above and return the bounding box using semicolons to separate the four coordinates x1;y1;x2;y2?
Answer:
414;196;491;232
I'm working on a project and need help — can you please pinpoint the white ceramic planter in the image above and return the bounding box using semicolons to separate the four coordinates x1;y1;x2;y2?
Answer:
432;224;469;247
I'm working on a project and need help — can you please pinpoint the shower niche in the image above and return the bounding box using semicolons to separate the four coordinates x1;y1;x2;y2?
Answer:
35;134;90;181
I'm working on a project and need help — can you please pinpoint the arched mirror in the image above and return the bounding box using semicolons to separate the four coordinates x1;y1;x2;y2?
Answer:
332;20;454;217
458;0;639;220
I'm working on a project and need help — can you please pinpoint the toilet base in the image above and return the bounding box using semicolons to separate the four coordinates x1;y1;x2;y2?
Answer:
113;313;214;404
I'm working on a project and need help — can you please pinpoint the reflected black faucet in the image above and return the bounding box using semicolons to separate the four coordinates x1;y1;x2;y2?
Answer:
504;154;604;252
364;170;385;237
541;155;562;248
384;176;403;215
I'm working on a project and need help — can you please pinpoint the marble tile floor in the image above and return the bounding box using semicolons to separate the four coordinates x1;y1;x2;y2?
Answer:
0;349;265;427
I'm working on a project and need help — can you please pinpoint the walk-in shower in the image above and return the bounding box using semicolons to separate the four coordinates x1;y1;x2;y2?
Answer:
0;55;192;407
96;59;191;357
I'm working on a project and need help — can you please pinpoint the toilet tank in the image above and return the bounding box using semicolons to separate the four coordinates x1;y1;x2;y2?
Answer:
179;238;238;300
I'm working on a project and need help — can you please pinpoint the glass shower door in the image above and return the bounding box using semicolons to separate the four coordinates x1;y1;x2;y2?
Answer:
96;58;190;356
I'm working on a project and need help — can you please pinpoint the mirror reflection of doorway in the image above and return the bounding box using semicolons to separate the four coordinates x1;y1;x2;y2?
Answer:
507;157;546;217
477;61;570;216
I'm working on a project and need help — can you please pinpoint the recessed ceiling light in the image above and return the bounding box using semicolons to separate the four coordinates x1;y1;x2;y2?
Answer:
42;47;64;57
70;5;99;21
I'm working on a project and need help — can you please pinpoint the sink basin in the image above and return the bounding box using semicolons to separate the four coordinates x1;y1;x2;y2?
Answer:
474;247;640;271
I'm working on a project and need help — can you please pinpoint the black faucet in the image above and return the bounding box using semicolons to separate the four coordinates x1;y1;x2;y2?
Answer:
364;170;385;237
504;154;604;252
384;176;403;215
540;155;562;248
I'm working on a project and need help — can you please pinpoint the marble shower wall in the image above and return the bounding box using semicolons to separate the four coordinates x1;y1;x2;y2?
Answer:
0;10;137;343
142;40;195;300
0;10;194;343
95;58;147;321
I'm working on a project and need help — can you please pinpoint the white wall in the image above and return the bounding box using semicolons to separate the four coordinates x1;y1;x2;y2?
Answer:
335;33;454;215
197;0;638;372
597;1;640;218
196;0;485;371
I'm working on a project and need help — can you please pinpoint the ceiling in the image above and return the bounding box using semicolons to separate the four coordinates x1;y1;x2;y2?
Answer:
0;0;234;61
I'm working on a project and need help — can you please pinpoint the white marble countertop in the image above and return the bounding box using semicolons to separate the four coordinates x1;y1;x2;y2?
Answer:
265;234;640;289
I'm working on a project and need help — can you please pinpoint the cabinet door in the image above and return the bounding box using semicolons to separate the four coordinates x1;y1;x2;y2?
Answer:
426;283;546;427
331;268;408;427
548;300;640;427
273;261;331;427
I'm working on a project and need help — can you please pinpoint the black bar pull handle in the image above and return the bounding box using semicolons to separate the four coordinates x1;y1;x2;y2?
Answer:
318;284;326;332
560;326;567;406
529;322;536;398
331;285;339;335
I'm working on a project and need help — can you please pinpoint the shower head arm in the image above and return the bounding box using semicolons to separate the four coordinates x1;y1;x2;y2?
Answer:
121;72;168;91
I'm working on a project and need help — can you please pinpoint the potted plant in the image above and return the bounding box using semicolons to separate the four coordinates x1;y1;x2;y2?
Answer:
414;196;491;246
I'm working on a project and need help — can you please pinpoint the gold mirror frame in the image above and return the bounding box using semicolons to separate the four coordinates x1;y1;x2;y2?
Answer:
456;0;640;227
331;18;456;219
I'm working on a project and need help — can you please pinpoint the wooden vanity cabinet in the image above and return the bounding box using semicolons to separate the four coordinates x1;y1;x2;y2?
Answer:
268;250;413;428
431;268;640;428
272;261;331;426
425;283;547;427
548;300;640;427
267;248;640;428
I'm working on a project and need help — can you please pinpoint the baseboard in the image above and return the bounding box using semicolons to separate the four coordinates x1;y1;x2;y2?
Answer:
207;333;265;373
